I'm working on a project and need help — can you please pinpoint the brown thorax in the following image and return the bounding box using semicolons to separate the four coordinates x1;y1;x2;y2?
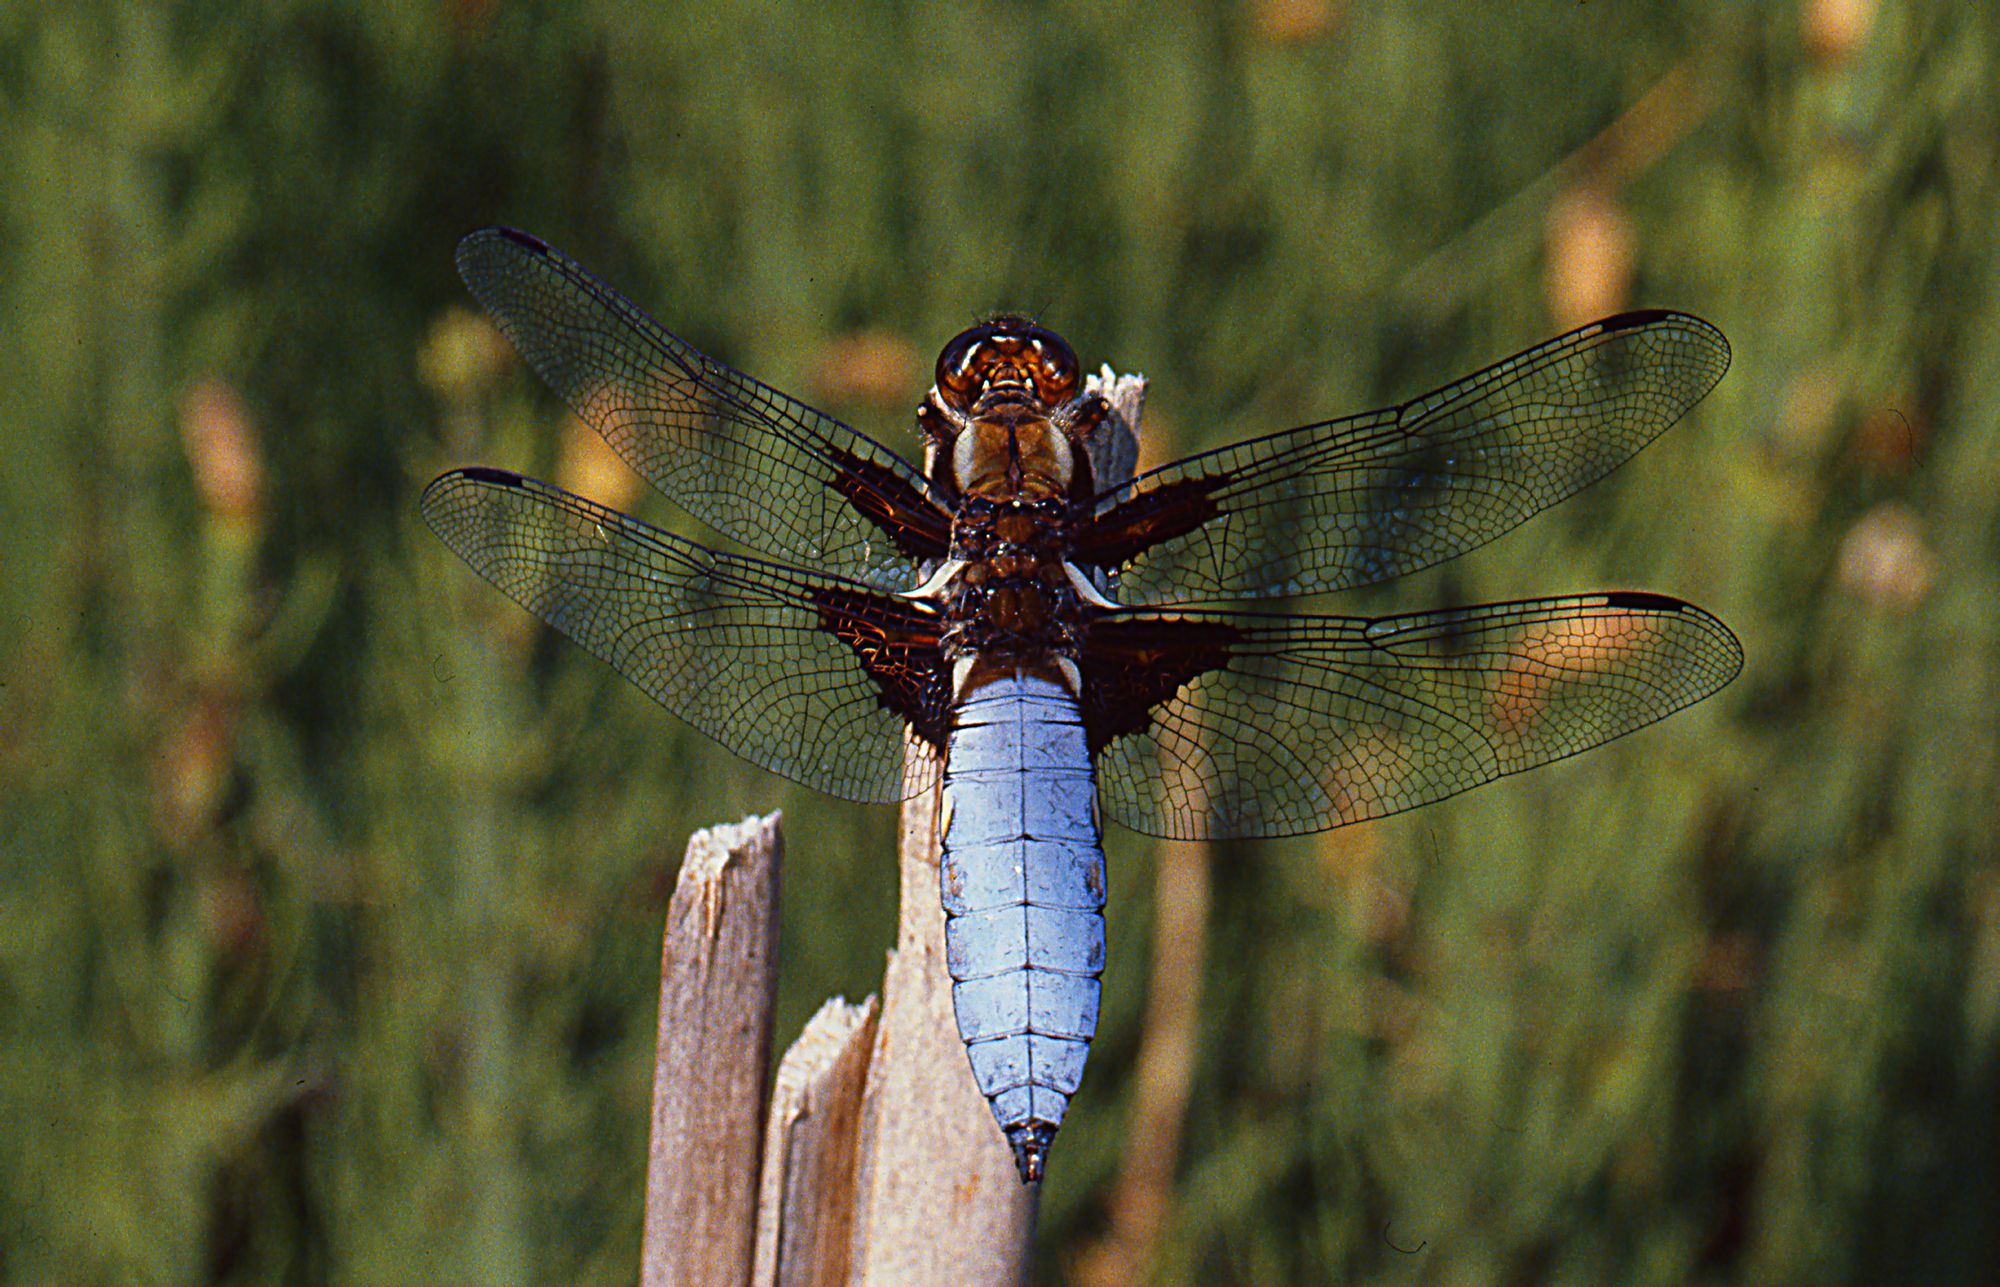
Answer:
903;317;1121;697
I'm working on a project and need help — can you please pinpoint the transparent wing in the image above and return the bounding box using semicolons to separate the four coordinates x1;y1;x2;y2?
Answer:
456;228;950;591
421;467;947;803
1086;592;1741;840
1078;312;1730;604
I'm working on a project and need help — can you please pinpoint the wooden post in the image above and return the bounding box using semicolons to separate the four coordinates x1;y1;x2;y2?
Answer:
641;814;784;1287
752;996;879;1286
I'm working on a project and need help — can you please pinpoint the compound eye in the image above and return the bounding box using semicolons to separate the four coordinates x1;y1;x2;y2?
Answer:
935;325;1001;402
1027;331;1080;400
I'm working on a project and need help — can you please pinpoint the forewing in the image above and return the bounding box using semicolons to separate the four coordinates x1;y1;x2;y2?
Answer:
1087;593;1741;839
456;228;951;590
421;467;948;803
1078;312;1730;603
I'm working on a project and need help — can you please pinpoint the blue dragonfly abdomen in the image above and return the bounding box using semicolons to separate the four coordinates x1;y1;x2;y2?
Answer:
940;670;1106;1183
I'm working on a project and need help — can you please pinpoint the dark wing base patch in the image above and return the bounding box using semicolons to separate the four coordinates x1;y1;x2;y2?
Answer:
811;586;952;753
825;448;953;563
1079;615;1240;753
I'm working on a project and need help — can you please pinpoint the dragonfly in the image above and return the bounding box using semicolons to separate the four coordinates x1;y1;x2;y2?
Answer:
421;228;1741;1184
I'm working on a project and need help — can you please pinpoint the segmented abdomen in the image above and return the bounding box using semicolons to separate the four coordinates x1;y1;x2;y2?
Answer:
940;668;1105;1183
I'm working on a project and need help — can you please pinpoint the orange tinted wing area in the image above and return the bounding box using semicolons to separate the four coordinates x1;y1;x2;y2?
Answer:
1090;593;1741;840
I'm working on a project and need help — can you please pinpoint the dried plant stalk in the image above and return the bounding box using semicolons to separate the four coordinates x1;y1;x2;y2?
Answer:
641;813;784;1287
751;995;880;1287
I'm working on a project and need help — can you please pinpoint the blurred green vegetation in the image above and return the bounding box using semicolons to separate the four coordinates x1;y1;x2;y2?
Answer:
2;0;1996;1282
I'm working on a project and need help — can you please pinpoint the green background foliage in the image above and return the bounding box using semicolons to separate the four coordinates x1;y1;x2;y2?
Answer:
3;1;1995;1281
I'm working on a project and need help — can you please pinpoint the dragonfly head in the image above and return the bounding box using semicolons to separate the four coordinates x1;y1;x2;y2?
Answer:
934;316;1081;418
923;316;1110;501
